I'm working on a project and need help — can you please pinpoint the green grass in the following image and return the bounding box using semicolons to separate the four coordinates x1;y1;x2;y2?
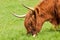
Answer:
0;0;60;40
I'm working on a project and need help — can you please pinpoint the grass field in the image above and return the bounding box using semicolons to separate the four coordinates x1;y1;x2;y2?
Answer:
0;0;60;40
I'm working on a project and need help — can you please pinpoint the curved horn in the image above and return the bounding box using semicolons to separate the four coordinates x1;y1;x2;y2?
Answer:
12;13;26;18
21;4;34;11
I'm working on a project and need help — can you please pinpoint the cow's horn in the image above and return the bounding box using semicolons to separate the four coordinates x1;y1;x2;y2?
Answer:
12;13;26;18
22;4;34;11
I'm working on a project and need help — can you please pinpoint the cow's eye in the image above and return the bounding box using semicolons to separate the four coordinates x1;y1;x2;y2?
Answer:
40;14;44;17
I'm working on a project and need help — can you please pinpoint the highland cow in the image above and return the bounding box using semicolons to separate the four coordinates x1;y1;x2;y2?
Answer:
12;0;60;37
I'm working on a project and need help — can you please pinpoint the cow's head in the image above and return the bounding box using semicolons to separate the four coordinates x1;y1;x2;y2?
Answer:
12;4;50;37
12;4;46;37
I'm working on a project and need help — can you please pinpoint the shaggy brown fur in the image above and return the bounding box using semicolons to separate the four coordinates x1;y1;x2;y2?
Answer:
24;0;60;35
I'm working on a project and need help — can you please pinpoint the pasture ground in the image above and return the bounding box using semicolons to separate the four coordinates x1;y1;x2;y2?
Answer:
0;0;60;40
